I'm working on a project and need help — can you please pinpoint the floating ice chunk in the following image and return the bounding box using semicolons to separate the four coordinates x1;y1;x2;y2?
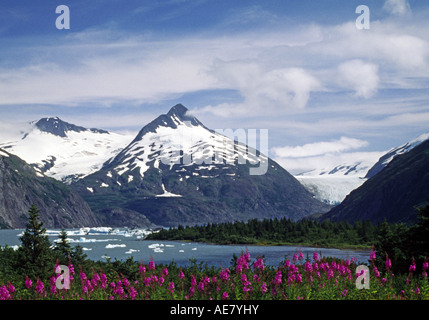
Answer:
125;249;140;254
105;244;126;249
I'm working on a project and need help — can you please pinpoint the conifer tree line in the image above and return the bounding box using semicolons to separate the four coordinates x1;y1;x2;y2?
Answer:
148;202;429;274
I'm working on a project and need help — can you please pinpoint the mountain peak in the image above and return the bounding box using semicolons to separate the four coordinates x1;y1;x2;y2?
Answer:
167;104;188;118
132;104;205;142
34;117;108;137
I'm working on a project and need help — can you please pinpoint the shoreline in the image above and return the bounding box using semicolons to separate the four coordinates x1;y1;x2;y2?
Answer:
144;238;372;251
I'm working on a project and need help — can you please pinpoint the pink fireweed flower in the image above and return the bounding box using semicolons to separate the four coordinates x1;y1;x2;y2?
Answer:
244;251;250;262
273;270;282;285
7;282;15;294
25;276;32;289
409;259;416;272
284;259;291;268
304;261;313;273
198;281;205;291
385;254;392;270
374;266;380;278
80;272;87;282
168;282;175;294
100;273;107;287
236;253;250;273
92;273;101;284
222;291;229;300
370;247;376;261
341;289;348;297
188;286;195;297
50;276;57;294
158;277;165;287
260;282;267;294
313;252;319;262
162;267;169;277
299;252;304;261
327;269;334;280
219;268;230;281
0;285;11;300
36;278;45;295
129;286;138;300
422;258;428;277
123;277;130;287
68;263;75;275
190;275;197;287
148;260;155;270
178;270;185;280
243;285;252;293
254;258;265;271
139;264;146;274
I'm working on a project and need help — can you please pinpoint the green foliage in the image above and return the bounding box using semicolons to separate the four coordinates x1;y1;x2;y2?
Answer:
17;204;54;279
147;217;377;249
375;201;429;274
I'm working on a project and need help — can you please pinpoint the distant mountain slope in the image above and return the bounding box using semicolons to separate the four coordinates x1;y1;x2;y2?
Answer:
72;104;331;227
0;117;132;184
0;148;99;229
319;139;429;224
293;133;429;205
365;132;429;179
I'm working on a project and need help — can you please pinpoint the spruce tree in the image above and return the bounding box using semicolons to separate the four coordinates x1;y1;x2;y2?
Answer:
18;204;53;279
53;228;72;264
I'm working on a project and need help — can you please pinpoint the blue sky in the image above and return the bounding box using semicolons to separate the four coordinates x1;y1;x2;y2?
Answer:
1;0;429;173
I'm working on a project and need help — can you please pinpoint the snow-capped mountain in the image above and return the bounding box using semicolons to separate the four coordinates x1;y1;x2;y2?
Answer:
365;132;429;179
72;104;331;227
0;117;133;184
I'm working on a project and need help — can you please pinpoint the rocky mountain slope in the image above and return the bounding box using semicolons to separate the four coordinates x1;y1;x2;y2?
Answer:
0;148;100;229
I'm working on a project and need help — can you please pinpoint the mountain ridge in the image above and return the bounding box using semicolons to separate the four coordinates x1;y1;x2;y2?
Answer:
72;104;331;227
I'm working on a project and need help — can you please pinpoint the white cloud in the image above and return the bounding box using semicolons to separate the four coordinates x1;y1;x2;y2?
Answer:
383;0;411;16
337;60;379;98
271;137;369;159
195;61;321;117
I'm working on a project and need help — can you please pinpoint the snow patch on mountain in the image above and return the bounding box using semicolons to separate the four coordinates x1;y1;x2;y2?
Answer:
0;119;133;184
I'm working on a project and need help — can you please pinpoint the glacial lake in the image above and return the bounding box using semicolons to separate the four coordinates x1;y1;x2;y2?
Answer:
0;227;371;267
